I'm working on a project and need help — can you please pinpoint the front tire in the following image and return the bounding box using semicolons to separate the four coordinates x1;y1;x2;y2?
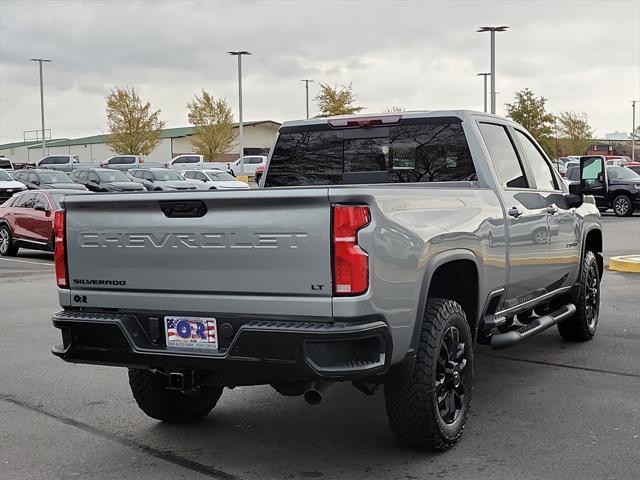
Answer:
385;298;473;451
557;250;600;342
128;369;223;423
0;224;19;256
613;194;634;217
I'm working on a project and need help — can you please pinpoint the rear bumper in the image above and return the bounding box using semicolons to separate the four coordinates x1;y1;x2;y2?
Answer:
51;310;392;383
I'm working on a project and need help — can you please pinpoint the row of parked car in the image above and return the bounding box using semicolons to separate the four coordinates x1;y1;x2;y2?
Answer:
0;165;253;257
3;153;268;177
0;167;250;194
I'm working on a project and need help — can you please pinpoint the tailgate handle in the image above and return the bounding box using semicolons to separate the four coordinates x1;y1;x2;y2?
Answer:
160;200;207;218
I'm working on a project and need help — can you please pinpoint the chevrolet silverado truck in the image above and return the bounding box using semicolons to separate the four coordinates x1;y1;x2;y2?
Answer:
51;111;605;451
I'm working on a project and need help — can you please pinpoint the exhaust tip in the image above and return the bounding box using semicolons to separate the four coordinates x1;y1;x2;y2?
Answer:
303;389;323;406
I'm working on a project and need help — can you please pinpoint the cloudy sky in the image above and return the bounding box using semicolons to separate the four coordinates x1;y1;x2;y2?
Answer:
0;0;638;144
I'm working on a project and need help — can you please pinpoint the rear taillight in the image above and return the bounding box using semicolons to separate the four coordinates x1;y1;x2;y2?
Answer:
54;210;68;288
332;205;370;296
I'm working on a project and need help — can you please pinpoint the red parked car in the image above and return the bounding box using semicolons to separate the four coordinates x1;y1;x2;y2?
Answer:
0;189;88;256
255;165;265;185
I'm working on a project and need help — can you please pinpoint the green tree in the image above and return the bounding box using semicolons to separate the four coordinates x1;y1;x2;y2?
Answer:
556;111;594;156
314;83;364;116
105;87;165;155
630;125;640;141
505;88;555;157
187;90;235;161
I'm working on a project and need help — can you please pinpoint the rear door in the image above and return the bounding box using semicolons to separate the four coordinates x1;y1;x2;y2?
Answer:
13;193;35;239
478;122;550;307
64;189;333;312
512;129;580;288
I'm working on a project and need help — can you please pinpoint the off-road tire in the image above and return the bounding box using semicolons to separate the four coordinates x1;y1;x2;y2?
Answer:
128;369;223;423
385;298;473;451
0;224;19;256
557;251;600;342
613;194;634;217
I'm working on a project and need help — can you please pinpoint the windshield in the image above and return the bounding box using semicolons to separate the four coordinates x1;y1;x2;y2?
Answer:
153;170;184;181
206;170;236;181
39;171;73;183
265;119;476;187
0;170;12;181
607;166;640;180
97;170;131;182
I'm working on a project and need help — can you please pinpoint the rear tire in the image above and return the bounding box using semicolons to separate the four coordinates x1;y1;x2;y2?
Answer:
0;224;19;256
557;251;600;342
128;369;223;423
385;298;473;451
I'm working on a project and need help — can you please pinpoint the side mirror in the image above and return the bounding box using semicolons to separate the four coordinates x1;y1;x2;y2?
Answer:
579;156;608;194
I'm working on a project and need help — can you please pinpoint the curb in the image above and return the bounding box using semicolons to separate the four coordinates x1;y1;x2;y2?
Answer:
608;255;640;273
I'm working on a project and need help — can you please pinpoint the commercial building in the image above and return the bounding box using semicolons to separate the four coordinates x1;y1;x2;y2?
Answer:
0;120;280;164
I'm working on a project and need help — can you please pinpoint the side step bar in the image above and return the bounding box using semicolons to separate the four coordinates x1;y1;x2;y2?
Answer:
490;304;576;350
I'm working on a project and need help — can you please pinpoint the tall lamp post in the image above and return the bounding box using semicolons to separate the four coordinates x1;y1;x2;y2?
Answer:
477;73;491;113
477;26;508;114
632;100;638;162
301;79;314;119
30;58;52;157
228;50;251;175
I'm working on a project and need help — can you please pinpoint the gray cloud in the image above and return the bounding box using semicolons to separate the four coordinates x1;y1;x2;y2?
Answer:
1;0;638;143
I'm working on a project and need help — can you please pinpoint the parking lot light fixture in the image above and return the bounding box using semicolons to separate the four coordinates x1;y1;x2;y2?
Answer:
29;58;52;157
301;79;314;119
477;26;508;114
632;100;638;162
228;51;251;175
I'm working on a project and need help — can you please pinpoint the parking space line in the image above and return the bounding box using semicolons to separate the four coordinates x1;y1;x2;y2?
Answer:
480;353;640;379
0;393;238;480
0;257;54;267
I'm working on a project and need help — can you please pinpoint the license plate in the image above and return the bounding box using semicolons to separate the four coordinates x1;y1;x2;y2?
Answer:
165;316;218;350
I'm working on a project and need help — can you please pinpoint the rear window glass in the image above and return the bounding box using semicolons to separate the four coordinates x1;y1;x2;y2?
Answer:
0;159;12;169
175;156;200;164
39;171;73;183
110;156;136;165
264;120;476;187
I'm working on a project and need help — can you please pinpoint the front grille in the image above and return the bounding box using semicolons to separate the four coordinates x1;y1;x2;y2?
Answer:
0;190;19;202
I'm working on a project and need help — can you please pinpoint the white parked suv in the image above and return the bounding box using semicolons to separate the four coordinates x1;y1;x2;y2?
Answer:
36;155;80;172
181;169;250;190
100;155;143;170
229;155;267;177
166;154;204;170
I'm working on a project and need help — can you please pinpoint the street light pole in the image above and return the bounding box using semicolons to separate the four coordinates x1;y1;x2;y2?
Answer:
477;73;490;112
632;100;638;162
30;58;51;157
228;50;251;175
301;79;313;118
477;26;508;114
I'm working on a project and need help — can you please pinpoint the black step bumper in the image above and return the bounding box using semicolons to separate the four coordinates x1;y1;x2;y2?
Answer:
51;310;392;382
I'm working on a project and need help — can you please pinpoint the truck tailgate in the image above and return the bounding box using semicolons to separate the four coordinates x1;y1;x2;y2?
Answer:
63;189;332;298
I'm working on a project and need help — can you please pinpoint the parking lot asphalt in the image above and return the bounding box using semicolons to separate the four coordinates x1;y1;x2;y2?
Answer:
1;216;639;480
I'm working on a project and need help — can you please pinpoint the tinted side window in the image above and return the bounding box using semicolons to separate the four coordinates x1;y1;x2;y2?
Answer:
514;130;558;190
16;193;35;208
144;172;154;181
175;156;199;164
479;123;528;188
29;173;39;184
131;170;142;178
39;157;53;165
54;157;70;165
33;193;48;210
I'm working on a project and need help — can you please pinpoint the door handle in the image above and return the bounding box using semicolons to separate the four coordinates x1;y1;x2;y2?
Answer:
508;207;523;218
546;205;559;215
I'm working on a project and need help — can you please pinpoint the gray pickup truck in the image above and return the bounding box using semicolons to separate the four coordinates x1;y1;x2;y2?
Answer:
51;111;605;451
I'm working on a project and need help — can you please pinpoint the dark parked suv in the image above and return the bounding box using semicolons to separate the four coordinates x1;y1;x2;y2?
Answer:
12;169;87;191
566;163;640;216
71;168;146;192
